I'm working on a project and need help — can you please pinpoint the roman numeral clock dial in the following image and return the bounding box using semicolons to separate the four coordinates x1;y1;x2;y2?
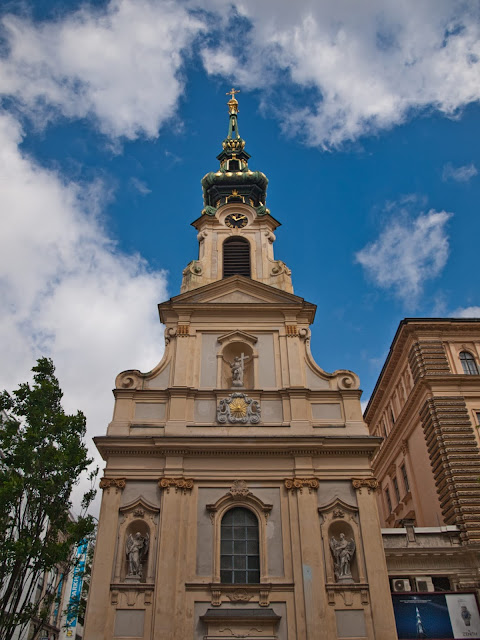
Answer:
225;213;248;229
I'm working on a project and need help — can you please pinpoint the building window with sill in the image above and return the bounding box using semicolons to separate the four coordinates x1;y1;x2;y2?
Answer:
385;488;392;514
401;464;410;493
390;407;396;426
393;477;401;503
382;420;388;438
459;351;479;375
220;507;260;584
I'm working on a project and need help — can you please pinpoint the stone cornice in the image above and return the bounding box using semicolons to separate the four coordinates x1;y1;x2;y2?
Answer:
94;434;382;461
113;386;363;401
364;318;480;421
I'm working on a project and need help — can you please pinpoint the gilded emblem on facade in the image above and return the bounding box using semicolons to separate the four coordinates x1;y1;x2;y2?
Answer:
217;393;261;424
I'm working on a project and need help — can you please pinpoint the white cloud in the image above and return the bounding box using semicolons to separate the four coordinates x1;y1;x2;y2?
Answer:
130;177;151;195
442;162;478;182
0;0;205;139
355;206;452;306
1;1;479;148
450;306;480;318
201;0;480;148
0;111;168;514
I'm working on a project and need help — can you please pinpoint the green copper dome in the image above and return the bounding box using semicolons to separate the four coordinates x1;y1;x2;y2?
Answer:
201;89;269;217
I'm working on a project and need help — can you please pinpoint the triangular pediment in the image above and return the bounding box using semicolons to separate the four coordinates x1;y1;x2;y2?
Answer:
165;276;309;306
217;330;258;344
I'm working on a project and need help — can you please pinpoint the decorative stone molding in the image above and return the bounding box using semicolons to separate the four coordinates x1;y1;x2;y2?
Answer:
217;392;261;424
99;477;126;492
229;479;251;499
284;478;319;494
119;497;159;523
400;439;409;455
298;327;310;342
264;230;276;244
164;326;176;345
110;583;154;607
285;324;298;337
182;260;203;277
177;324;190;337
387;463;397;478
326;584;370;607
196;229;208;243
209;583;272;607
217;330;258;346
351;478;379;494
318;499;359;526
206;485;273;523
226;589;254;603
158;477;194;494
338;374;357;390
270;259;291;277
116;371;141;389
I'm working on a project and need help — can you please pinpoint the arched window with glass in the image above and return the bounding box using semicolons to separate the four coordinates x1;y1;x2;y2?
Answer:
220;507;260;584
459;351;479;375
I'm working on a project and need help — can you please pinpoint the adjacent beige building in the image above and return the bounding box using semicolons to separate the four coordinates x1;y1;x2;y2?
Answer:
84;93;398;639
365;318;480;591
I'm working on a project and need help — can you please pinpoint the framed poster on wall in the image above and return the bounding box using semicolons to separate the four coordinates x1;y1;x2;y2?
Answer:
392;592;480;639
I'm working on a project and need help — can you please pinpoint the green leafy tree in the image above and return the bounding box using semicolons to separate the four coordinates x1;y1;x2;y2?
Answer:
0;358;96;640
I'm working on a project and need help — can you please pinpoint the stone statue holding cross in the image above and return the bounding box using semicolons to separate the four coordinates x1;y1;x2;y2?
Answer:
230;353;250;387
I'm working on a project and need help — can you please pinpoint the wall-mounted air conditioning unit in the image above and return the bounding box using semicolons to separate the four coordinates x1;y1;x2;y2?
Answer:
392;578;411;592
415;576;435;592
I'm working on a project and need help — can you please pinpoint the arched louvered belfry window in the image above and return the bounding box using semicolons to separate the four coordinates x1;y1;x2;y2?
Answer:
223;236;251;278
220;507;260;584
459;351;479;375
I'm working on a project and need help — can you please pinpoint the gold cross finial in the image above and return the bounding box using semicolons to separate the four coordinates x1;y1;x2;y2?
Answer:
226;88;240;100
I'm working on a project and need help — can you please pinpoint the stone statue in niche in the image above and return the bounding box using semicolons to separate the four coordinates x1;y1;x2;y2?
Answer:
330;533;356;583
230;353;250;387
125;531;149;581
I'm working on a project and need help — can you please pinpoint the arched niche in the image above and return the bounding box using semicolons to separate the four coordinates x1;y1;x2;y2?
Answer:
327;520;359;583
217;331;258;389
113;497;160;585
318;498;365;585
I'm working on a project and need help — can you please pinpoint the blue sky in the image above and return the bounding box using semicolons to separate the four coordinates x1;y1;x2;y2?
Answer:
1;0;479;507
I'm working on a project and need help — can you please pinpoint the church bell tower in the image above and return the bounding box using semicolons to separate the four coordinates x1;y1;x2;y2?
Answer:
84;91;398;640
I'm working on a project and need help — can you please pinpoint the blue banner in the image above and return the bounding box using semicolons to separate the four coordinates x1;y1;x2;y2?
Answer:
65;540;88;633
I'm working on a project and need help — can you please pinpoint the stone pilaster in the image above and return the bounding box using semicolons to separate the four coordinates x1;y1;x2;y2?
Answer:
353;479;397;638
83;478;126;640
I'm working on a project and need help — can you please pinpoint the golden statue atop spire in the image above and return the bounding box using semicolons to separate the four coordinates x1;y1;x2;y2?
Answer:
226;87;240;115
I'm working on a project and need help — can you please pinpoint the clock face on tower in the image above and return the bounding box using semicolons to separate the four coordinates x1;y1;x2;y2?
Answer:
225;213;248;229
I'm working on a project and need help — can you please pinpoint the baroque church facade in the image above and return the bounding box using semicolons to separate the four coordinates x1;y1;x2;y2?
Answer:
84;92;398;640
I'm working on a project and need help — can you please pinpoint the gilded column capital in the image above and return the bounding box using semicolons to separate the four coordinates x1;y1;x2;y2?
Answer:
284;478;319;494
99;477;126;492
351;478;379;494
158;477;194;494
